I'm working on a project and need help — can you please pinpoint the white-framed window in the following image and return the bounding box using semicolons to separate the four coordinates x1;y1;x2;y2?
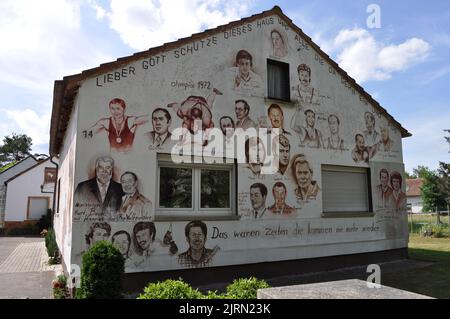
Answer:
321;165;372;214
156;154;236;218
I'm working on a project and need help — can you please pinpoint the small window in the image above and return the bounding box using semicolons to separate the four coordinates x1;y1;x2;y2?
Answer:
157;154;235;218
267;59;290;101
322;165;372;214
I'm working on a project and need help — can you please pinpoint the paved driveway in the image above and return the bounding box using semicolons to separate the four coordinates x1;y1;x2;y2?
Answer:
0;237;55;299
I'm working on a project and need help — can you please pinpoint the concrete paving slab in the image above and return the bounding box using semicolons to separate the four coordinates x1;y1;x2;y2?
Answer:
257;279;433;299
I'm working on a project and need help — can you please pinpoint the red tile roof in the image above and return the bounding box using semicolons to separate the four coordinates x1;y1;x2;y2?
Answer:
406;178;423;197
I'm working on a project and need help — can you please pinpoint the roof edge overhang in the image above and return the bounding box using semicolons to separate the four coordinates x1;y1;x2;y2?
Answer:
49;5;411;155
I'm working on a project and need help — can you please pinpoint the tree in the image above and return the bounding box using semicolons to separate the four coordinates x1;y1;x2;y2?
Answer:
407;165;431;179
444;129;449;152
0;133;32;166
421;167;448;221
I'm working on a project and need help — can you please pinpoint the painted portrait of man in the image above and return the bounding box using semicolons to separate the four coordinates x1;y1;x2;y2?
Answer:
363;112;380;146
118;171;152;221
376;168;393;209
268;103;290;135
145;108;172;148
178;220;218;268
235;99;257;130
268;182;295;216
250;183;268;219
74;156;123;219
231;50;263;92
291;154;320;200
85;222;111;249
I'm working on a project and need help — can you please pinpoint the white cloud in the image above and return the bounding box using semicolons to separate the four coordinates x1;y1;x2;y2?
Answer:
0;0;113;93
98;0;254;50
402;112;450;173
330;28;431;83
0;108;50;154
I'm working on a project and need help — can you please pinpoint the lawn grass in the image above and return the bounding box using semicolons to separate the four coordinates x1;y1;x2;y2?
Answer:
382;234;450;299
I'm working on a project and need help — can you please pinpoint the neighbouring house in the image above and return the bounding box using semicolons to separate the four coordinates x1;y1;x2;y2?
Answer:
49;6;411;292
0;155;39;228
406;178;424;214
3;157;57;229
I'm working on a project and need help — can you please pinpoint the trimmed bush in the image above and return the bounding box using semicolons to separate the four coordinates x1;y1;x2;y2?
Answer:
225;277;270;299
138;279;204;299
37;209;52;231
45;228;59;259
77;241;125;299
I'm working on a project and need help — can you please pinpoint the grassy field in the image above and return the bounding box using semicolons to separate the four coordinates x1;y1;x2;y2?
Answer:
382;234;450;299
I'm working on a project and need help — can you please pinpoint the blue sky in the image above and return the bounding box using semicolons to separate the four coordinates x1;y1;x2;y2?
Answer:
0;0;448;173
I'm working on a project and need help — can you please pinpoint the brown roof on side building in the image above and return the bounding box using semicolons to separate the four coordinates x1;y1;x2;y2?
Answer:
406;178;423;197
49;5;412;155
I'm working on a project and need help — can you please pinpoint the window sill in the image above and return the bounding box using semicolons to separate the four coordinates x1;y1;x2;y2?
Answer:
154;215;241;222
264;97;295;106
321;212;375;218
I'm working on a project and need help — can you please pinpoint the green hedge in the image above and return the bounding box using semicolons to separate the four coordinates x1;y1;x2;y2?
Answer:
76;241;124;299
138;279;204;299
138;277;270;299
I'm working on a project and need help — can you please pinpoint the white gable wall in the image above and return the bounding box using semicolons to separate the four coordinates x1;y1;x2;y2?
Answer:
68;12;408;273
5;160;55;222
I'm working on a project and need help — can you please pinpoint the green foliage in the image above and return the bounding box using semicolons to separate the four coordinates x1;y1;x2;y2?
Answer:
411;166;432;179
137;277;270;300
138;278;203;299
420;223;450;238
37;209;52;232
421;168;448;212
53;274;68;299
77;241;124;299
45;228;59;259
0;133;32;166
225;277;270;299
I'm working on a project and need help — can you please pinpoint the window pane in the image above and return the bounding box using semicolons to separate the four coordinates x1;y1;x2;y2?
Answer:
267;60;290;101
322;169;369;212
159;167;192;208
201;169;230;208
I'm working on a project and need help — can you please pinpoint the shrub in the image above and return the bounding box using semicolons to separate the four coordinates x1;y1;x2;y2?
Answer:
37;209;52;231
225;277;270;299
76;241;124;299
44;228;59;259
420;223;450;238
53;274;68;299
138;278;204;299
431;224;450;238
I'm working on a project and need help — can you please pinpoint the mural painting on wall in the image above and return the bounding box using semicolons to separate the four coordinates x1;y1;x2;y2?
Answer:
87;98;149;153
290;154;320;201
273;134;290;176
74;156;153;222
168;88;222;147
70;15;407;274
267;103;291;135
245;137;266;178
230;50;264;96
270;29;288;58
268;182;296;217
145;108;173;149
235;99;257;130
376;168;406;213
178;220;220;268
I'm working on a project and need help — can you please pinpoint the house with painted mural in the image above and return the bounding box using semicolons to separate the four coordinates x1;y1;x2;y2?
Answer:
50;6;411;291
